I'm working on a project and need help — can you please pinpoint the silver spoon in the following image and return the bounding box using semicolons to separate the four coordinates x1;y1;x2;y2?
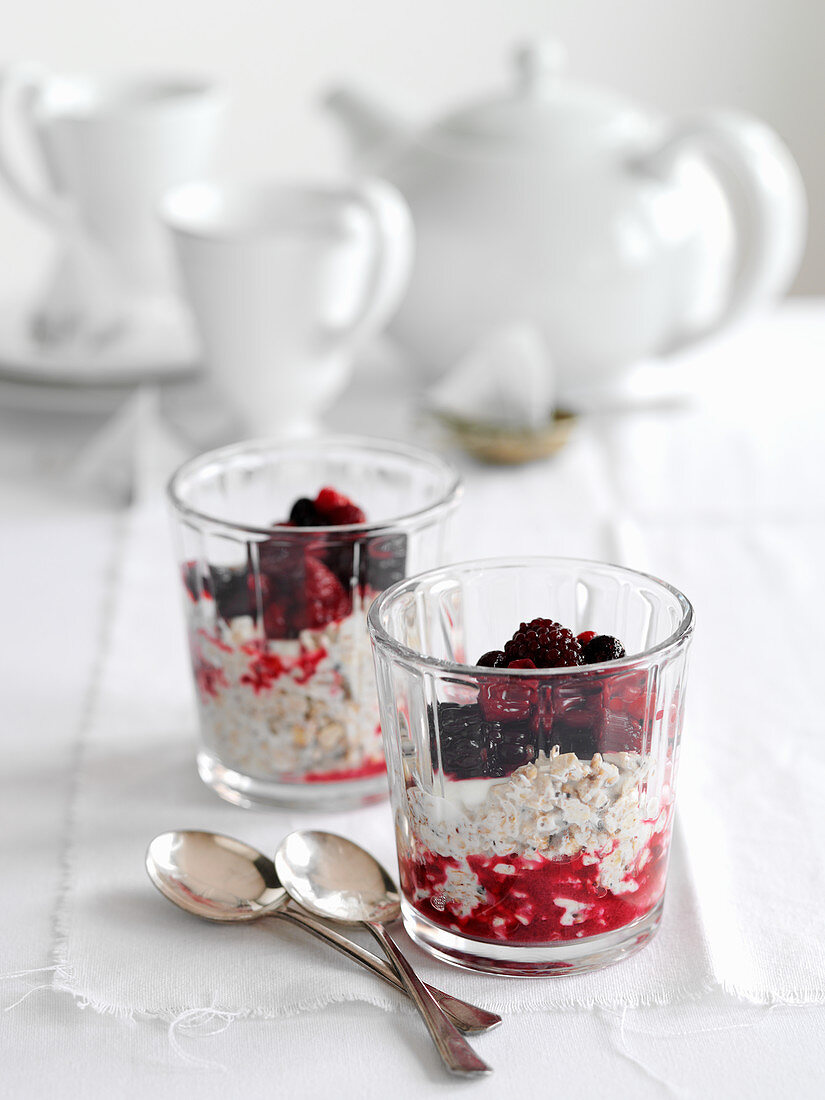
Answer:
275;830;493;1078
145;830;499;1036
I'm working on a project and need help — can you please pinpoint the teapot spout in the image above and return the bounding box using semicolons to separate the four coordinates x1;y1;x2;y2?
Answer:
322;86;409;165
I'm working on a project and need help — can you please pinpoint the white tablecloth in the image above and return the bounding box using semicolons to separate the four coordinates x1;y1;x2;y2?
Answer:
3;301;825;1098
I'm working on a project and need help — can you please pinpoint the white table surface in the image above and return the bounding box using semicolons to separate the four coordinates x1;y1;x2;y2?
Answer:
2;301;825;1098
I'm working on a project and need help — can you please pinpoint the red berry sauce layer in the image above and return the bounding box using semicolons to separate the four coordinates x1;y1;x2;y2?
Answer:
401;809;670;944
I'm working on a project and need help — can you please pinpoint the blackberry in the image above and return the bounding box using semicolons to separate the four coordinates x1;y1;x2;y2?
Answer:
476;649;507;668
503;618;582;668
211;565;253;622
289;497;324;526
581;634;626;664
429;702;503;780
487;721;537;776
428;703;541;780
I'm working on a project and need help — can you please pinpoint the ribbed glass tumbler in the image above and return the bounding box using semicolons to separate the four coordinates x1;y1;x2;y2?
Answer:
168;436;460;810
368;557;694;975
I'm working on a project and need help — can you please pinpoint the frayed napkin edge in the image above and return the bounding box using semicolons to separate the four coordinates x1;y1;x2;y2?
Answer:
44;973;825;1024
48;510;131;994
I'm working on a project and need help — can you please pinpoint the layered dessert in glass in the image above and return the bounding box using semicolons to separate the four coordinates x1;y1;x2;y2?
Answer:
368;558;693;974
168;437;460;810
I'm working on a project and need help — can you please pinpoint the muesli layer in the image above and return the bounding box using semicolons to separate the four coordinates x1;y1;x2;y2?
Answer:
398;747;672;942
188;603;384;781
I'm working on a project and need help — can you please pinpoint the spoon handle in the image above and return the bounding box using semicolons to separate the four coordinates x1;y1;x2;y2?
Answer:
271;909;500;1035
367;922;492;1077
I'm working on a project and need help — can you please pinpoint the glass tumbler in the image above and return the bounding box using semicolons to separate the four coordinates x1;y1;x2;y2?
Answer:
368;557;694;975
168;436;461;810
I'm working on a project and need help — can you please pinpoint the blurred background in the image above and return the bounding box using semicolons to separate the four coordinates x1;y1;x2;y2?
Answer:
2;0;823;303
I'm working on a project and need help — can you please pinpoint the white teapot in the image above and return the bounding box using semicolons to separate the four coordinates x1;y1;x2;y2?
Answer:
324;41;806;404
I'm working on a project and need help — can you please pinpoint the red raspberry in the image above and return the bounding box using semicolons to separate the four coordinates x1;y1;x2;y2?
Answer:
314;487;366;525
503;618;582;668
304;556;351;628
478;678;535;722
328;502;367;525
576;630;597;646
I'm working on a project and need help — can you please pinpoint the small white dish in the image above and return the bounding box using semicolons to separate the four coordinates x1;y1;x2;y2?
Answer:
0;296;199;390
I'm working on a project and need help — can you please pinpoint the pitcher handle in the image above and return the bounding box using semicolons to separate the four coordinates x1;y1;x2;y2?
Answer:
636;110;806;353
329;177;413;349
0;63;70;228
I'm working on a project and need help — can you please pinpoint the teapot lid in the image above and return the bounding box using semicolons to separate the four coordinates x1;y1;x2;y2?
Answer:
431;41;656;154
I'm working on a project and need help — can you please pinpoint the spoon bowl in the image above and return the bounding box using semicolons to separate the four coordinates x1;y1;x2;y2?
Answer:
146;829;288;922
275;829;400;924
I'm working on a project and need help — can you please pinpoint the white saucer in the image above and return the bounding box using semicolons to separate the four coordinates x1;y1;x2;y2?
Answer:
0;296;200;390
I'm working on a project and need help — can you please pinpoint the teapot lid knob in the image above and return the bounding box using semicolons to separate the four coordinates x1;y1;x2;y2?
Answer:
514;39;567;95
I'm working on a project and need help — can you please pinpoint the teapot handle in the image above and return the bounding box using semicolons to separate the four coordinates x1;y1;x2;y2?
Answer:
326;177;413;349
639;110;806;352
0;63;71;228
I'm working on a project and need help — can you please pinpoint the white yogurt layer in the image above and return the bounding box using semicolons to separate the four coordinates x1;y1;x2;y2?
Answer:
188;602;383;780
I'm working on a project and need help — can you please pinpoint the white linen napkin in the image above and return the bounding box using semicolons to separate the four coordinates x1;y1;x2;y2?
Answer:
51;306;825;1019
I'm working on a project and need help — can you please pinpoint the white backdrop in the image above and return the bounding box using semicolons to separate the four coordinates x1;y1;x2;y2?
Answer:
1;0;823;297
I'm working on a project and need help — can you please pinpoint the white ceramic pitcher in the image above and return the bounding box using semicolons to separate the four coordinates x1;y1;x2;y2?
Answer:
324;39;807;404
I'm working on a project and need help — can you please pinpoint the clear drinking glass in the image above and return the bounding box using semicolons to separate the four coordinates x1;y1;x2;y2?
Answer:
168;436;461;810
368;558;694;975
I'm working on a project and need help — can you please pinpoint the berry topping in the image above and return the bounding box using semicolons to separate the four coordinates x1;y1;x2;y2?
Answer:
503;618;582;668
189;486;405;643
477;650;507;668
508;658;537;669
581;634;626;665
576;630;598;646
284;487;366;528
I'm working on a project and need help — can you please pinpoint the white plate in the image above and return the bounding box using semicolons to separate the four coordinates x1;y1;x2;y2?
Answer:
0;296;200;389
